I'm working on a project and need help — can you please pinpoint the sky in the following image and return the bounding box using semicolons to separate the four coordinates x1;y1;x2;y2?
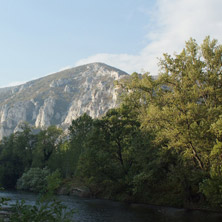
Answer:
0;0;222;87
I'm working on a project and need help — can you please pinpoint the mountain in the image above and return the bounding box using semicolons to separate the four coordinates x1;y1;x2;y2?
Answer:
0;63;128;140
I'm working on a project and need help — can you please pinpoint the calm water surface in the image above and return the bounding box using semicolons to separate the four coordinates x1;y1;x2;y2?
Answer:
1;190;222;222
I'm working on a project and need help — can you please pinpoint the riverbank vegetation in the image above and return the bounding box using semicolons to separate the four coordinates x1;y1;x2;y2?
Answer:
0;37;222;210
0;193;74;222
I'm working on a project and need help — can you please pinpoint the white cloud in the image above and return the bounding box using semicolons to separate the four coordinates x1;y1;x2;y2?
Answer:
0;81;27;88
75;0;222;75
58;66;72;72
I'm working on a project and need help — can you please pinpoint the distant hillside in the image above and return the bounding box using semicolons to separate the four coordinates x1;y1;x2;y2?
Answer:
0;63;128;139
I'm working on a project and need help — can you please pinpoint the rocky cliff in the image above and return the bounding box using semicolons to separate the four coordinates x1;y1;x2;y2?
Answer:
0;63;128;140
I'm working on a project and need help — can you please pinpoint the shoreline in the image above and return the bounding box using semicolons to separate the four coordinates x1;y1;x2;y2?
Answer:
1;188;222;215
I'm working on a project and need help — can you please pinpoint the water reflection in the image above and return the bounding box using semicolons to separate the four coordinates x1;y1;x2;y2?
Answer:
1;190;222;222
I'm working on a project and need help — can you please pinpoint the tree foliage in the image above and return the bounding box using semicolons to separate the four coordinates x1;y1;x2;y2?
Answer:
117;36;222;205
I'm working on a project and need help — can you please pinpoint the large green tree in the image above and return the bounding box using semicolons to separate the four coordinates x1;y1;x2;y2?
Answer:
77;106;153;200
66;113;94;176
32;126;62;169
119;36;222;205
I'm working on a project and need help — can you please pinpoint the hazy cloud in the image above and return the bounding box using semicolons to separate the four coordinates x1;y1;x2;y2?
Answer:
0;81;26;88
76;0;222;75
59;66;72;72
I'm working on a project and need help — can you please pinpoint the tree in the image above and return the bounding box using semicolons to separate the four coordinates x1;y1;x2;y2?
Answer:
77;106;152;200
32;126;62;169
64;113;94;176
119;36;222;204
200;115;222;206
0;123;34;188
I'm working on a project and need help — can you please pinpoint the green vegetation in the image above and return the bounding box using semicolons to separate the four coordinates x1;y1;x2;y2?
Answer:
0;194;74;222
0;37;221;212
16;167;62;194
10;198;73;222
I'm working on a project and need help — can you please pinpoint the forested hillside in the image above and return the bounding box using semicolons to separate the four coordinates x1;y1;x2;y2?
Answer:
0;37;221;209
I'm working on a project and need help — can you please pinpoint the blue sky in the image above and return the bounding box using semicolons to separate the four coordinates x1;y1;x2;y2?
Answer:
1;0;222;87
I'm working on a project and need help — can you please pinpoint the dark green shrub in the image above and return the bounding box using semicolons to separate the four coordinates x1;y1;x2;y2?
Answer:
16;167;50;193
10;199;74;222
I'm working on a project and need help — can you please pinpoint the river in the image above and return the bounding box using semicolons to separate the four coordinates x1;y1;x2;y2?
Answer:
1;190;222;222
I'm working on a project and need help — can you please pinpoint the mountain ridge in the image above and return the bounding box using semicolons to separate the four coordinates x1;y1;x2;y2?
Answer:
0;62;126;90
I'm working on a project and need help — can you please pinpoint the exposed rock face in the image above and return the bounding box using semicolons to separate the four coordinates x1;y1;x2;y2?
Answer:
0;63;128;140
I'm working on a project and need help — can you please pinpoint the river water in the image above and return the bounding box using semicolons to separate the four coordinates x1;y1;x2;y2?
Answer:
1;190;222;222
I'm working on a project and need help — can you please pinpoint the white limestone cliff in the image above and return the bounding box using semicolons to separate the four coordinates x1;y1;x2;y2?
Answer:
0;63;127;140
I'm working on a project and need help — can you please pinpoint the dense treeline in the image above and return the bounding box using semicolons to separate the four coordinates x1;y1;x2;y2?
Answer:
0;37;222;208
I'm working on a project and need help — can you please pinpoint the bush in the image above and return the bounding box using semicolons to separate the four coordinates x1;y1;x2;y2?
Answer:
16;167;61;193
10;198;74;222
